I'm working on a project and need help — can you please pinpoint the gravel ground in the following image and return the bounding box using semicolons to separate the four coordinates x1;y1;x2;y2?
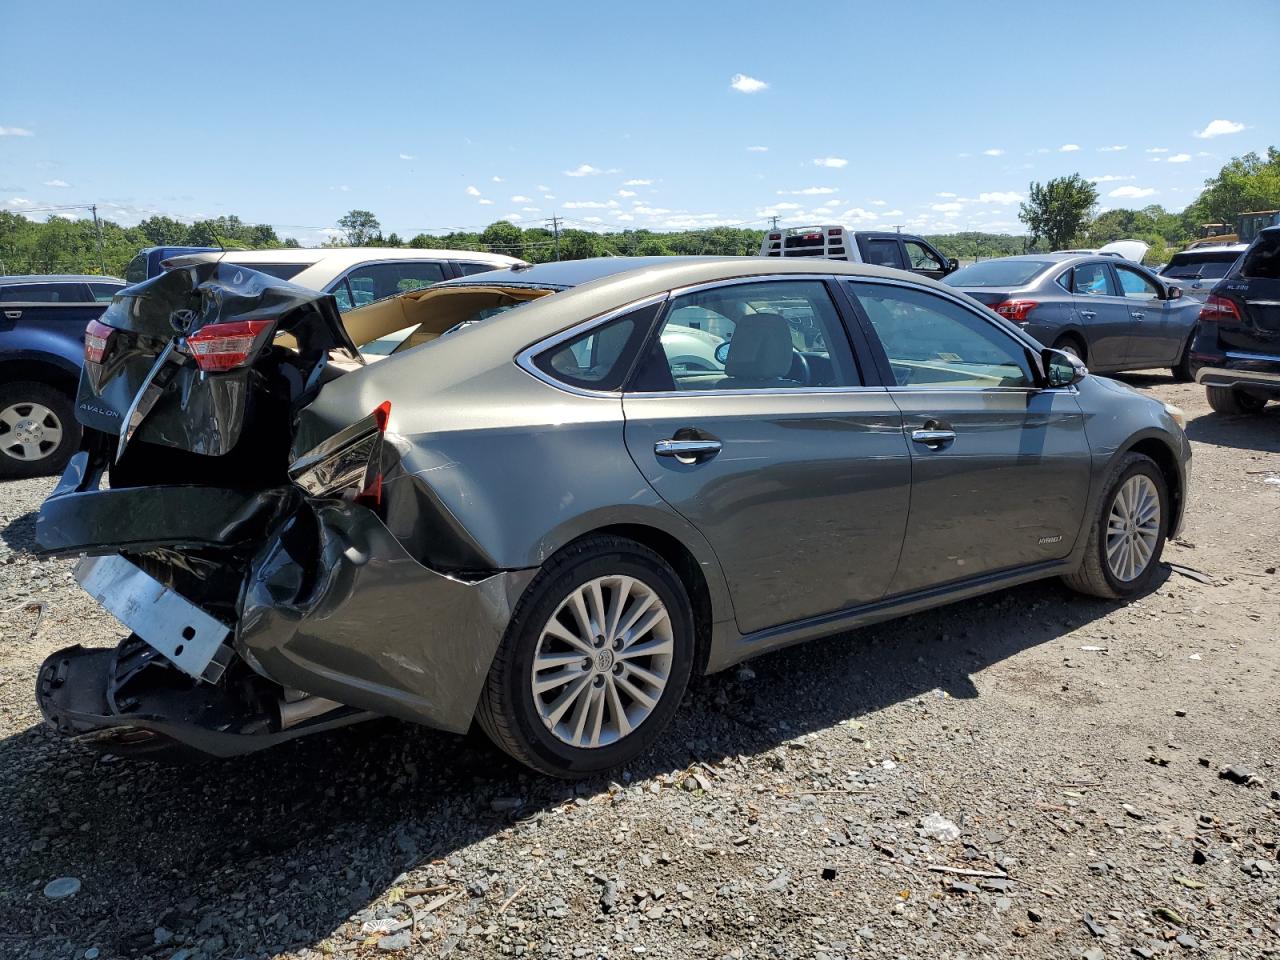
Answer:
0;376;1277;960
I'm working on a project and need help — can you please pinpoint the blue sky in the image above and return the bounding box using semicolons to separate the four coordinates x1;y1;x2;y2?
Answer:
1;0;1277;243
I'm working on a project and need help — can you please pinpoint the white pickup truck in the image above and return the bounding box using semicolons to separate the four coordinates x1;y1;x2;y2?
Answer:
759;226;958;279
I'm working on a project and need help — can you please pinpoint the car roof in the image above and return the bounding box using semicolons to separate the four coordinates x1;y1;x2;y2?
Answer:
165;247;522;268
0;274;124;284
1171;244;1248;255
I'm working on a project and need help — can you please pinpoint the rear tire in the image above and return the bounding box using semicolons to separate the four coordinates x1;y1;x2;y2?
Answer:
476;535;695;778
1205;385;1266;414
1052;336;1085;364
1063;453;1168;600
0;381;80;478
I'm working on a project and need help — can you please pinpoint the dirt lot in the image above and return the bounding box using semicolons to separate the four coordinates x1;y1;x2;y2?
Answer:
0;376;1276;960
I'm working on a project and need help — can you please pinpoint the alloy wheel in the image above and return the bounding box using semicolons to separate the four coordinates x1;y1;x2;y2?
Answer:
1105;474;1161;582
530;575;674;749
0;401;63;462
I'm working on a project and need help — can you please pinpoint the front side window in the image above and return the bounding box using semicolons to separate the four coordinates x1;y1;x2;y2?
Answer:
342;261;448;307
632;280;859;392
848;282;1032;389
1113;264;1159;300
3;282;80;302
1072;262;1115;297
863;239;905;269
87;282;122;302
904;240;945;272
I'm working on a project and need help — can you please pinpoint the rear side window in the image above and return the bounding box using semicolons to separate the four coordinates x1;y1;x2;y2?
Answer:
1238;233;1280;280
241;263;309;281
1;282;84;302
863;239;905;269
343;261;448;307
88;282;122;301
532;302;660;392
456;261;501;276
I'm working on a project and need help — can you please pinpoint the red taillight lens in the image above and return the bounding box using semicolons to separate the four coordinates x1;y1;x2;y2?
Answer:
827;228;842;237
1199;294;1240;323
84;319;115;364
768;233;780;241
354;401;392;508
994;299;1039;324
186;319;274;372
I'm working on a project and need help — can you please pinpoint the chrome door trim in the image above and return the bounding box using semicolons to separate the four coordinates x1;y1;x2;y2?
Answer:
1225;350;1280;362
654;438;722;458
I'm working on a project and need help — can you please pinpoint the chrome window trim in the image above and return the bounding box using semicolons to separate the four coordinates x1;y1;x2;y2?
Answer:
514;292;671;399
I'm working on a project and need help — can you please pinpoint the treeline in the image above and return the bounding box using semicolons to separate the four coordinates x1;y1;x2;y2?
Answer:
0;212;297;276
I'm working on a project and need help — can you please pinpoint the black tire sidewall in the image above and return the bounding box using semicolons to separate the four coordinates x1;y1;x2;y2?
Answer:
501;546;695;776
0;381;80;477
1096;459;1169;597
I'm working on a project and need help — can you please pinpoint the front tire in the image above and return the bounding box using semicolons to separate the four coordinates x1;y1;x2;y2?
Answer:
1206;385;1267;415
1063;453;1169;599
476;535;695;778
0;381;80;478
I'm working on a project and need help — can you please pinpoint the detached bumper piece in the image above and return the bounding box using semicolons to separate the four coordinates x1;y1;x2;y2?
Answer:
36;637;370;758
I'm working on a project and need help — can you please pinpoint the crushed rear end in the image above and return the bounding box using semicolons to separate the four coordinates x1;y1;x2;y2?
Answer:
34;265;537;757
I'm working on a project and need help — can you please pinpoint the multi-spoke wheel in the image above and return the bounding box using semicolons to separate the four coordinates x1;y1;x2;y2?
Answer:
0;382;79;478
1064;453;1169;599
477;536;694;777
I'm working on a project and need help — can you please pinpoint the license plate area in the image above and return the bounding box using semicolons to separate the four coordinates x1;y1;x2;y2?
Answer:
74;555;233;683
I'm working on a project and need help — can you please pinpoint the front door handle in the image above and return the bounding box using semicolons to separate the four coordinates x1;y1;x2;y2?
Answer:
1078;310;1096;319
655;438;722;463
1131;311;1145;320
911;419;956;449
3;310;20;320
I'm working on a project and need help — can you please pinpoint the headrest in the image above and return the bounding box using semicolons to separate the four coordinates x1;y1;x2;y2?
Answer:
724;313;794;380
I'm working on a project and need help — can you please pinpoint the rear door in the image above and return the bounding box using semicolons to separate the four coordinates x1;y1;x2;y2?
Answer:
1067;260;1131;368
841;279;1092;595
621;276;912;635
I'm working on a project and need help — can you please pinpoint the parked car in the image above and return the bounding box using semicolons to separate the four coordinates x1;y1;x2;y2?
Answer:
1192;225;1280;414
760;226;958;279
123;246;220;284
162;247;523;311
35;257;1189;776
0;274;126;476
1157;244;1248;301
1052;239;1150;262
944;254;1202;379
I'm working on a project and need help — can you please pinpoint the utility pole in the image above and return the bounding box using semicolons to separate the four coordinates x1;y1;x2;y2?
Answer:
892;224;904;234
90;204;106;274
545;215;561;261
768;216;780;231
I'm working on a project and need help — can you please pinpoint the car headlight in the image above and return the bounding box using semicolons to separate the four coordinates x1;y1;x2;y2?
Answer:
1163;402;1187;430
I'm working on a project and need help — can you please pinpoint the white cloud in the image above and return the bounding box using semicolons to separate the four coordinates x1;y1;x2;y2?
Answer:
1034;147;1050;154
772;202;802;211
465;185;481;197
1098;145;1127;152
333;185;351;192
1193;119;1245;139
563;200;610;209
936;192;957;198
632;204;671;216
478;198;494;205
871;199;887;206
1145;147;1169;153
880;209;904;217
1109;185;1156;199
536;184;551;192
399;153;414;160
617;189;636;197
0;126;33;137
1089;174;1134;183
982;148;1005;157
564;164;603;177
510;195;531;203
622;178;652;186
4;197;34;207
978;191;1022;204
542;194;556;200
813;157;848;168
616;213;634;222
931;201;964;212
777;186;837;196
583;216;603;223
521;206;541;213
729;73;768;94
42;179;70;188
746;145;769;152
821;199;841;207
1167;153;1192;163
1059;144;1081;152
491;175;504;182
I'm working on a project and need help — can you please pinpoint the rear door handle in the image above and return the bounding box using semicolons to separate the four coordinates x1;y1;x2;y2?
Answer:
1078;310;1096;319
655;438;722;463
911;419;956;449
3;310;20;320
1131;311;1145;320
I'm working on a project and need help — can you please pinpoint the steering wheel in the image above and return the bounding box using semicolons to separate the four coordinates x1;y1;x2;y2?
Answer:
790;350;811;386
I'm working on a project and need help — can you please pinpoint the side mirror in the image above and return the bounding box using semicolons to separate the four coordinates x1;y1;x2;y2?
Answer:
1164;285;1182;300
947;258;959;273
1041;347;1087;388
713;341;731;366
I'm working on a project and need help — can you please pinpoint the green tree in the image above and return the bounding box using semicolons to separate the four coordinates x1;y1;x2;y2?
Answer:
337;209;381;246
480;221;524;257
137;215;190;246
1019;174;1099;250
1183;148;1280;225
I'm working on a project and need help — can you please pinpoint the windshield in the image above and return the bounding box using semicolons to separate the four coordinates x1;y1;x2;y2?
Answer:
944;260;1053;287
1160;253;1240;280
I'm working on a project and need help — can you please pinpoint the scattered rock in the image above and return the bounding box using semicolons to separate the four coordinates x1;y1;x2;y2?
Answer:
43;877;81;900
1219;765;1261;786
377;930;412;952
920;813;961;842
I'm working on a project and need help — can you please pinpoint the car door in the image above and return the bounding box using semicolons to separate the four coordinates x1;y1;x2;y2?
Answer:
1067;260;1131;369
903;239;949;280
1112;262;1183;367
840;279;1092;596
621;277;912;636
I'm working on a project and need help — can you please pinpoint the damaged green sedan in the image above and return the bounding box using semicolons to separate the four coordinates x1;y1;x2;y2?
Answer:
36;256;1190;776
